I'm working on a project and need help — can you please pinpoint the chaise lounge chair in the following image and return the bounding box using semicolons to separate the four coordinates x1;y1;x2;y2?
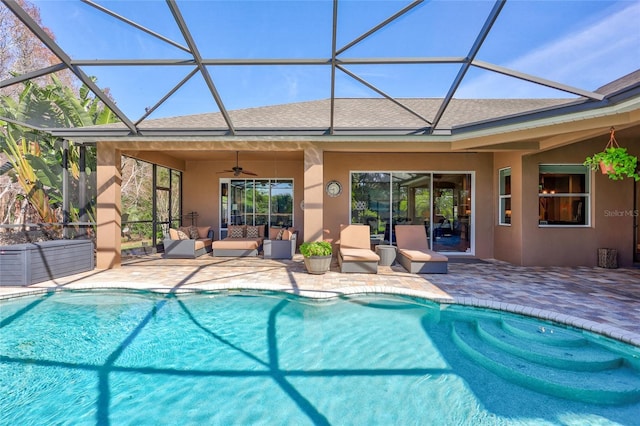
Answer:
394;225;448;273
338;224;379;273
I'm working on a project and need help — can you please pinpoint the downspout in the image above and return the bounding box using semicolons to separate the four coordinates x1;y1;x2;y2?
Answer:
634;176;639;264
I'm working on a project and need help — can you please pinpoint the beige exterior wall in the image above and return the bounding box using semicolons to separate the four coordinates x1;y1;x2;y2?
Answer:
519;134;638;267
494;152;524;265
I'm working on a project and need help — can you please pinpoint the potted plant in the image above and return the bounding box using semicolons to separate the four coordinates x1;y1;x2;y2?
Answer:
299;241;333;274
583;127;640;181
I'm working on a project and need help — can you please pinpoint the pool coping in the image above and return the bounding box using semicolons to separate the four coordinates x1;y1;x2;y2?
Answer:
3;283;639;348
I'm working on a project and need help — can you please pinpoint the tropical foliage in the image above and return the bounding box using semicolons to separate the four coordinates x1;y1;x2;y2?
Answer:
0;75;118;227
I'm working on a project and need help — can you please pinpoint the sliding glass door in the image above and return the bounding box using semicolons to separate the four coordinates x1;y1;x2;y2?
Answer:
220;178;293;238
350;172;472;253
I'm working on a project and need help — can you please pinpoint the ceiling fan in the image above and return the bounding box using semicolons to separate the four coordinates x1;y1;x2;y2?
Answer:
217;151;257;177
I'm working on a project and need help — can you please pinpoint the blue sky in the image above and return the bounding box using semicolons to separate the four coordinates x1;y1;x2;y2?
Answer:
32;0;640;120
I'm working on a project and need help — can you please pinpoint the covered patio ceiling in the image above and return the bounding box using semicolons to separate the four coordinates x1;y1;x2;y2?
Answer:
1;0;639;141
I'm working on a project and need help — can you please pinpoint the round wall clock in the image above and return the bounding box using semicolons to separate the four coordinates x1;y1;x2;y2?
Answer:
326;180;343;197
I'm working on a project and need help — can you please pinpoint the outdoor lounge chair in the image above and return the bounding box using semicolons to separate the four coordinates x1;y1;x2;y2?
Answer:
394;225;448;273
338;224;379;273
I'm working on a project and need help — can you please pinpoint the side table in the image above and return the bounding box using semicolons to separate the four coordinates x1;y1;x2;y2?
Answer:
375;244;397;266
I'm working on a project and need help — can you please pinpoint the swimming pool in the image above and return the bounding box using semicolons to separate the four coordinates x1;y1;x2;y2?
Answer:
1;290;639;425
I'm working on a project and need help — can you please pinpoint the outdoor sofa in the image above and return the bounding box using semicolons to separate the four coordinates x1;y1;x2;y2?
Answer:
163;226;213;259
212;225;265;257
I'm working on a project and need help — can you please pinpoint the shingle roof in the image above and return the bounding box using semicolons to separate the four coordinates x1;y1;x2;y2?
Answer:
67;69;640;138
129;98;573;130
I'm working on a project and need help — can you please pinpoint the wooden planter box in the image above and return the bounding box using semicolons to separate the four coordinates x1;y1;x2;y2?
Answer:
0;239;94;286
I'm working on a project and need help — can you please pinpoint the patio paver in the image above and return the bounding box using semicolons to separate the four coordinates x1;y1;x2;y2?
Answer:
1;255;639;347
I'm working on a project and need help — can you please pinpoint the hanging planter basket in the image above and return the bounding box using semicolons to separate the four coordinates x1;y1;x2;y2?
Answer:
598;161;616;175
584;127;640;181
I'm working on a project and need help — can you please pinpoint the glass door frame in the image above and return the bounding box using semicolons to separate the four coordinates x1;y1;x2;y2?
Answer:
349;170;475;255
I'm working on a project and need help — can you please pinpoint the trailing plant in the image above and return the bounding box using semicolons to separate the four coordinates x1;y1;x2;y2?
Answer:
583;128;640;181
299;241;333;257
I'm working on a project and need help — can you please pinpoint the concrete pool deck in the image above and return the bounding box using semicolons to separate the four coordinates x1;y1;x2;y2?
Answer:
1;255;639;347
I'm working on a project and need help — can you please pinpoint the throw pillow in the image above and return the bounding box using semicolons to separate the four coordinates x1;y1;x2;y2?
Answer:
169;228;179;240
188;226;200;239
246;226;260;238
197;226;210;239
276;229;285;240
228;226;244;238
269;227;281;240
176;229;190;240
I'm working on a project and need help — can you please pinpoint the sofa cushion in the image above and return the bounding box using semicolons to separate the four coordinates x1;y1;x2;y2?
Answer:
228;225;245;238
340;248;380;262
246;226;260;238
281;229;292;241
269;227;282;240
212;239;261;250
339;224;371;250
399;249;448;262
194;239;211;250
176;229;190;240
197;226;211;239
188;226;200;239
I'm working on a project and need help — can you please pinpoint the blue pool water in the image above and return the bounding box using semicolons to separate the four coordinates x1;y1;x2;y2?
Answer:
1;290;639;425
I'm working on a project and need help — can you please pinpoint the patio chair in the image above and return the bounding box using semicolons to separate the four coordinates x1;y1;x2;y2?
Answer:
338;224;379;273
395;225;448;273
263;228;298;259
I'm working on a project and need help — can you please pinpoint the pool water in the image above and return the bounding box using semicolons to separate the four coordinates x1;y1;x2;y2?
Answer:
1;291;639;425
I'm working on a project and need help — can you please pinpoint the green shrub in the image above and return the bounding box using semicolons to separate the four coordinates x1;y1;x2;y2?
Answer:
299;241;332;257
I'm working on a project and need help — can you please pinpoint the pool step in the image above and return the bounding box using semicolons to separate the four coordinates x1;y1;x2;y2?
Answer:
451;320;640;405
477;319;623;371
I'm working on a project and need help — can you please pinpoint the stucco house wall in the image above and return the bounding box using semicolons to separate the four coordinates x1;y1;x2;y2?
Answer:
520;135;638;267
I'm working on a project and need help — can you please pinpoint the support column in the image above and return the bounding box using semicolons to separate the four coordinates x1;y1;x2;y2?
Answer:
96;143;121;269
303;146;324;242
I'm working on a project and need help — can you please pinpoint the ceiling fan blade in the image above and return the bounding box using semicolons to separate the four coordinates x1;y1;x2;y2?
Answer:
217;152;257;176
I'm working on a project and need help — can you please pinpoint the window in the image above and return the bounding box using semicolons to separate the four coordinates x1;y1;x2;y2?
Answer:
499;168;511;225
220;179;293;236
121;157;182;250
538;165;589;226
